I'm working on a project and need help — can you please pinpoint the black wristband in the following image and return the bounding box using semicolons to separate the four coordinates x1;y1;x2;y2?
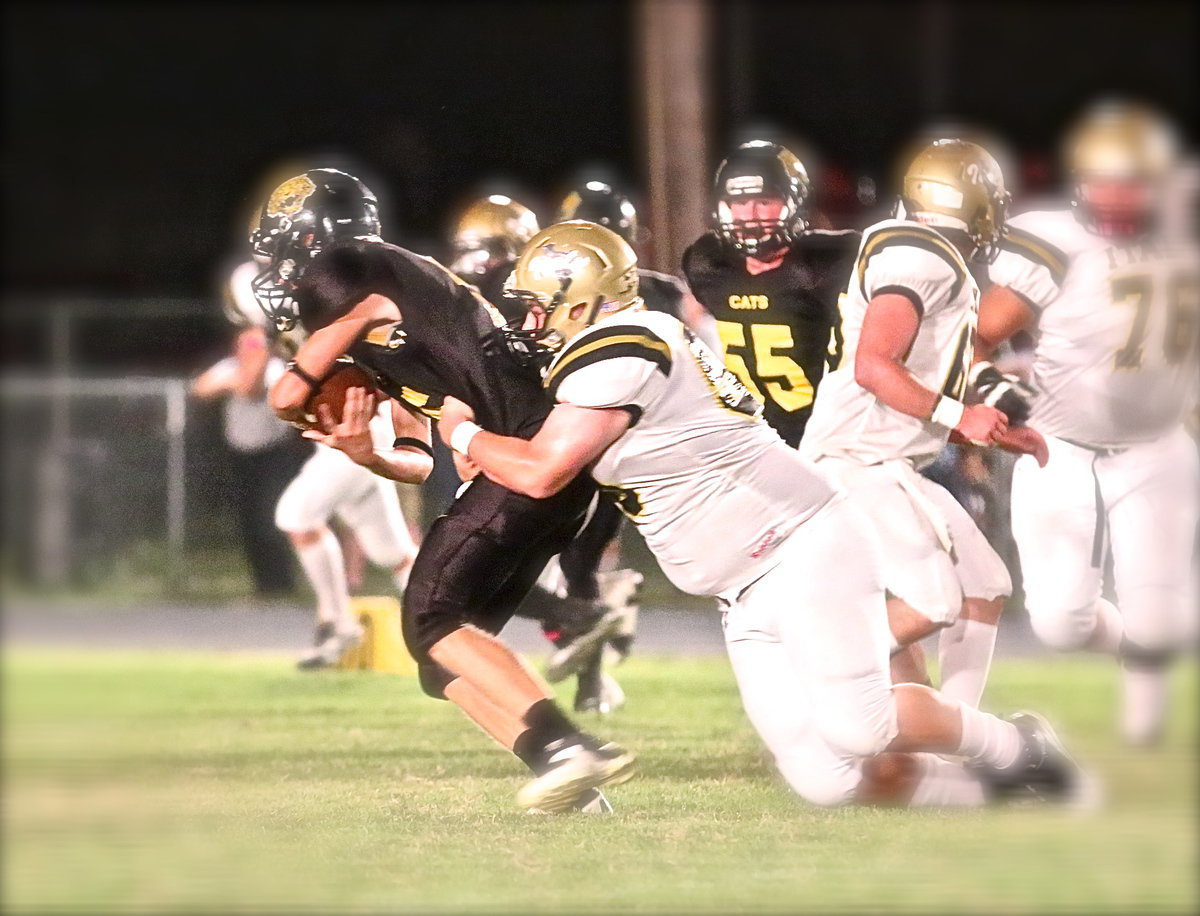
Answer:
393;437;435;458
286;361;323;394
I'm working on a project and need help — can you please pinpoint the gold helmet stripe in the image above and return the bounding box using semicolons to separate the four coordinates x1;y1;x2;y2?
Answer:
857;225;967;301
998;226;1068;286
545;327;672;397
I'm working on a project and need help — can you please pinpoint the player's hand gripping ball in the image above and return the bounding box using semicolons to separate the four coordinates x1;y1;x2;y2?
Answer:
305;363;379;434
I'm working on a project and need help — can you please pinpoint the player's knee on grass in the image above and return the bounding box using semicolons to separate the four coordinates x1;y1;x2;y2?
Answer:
1028;601;1097;651
775;753;861;807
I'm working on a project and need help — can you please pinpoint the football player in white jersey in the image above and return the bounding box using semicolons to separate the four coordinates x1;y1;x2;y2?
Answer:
225;253;421;668
437;220;1089;808
977;101;1199;745
800;139;1045;709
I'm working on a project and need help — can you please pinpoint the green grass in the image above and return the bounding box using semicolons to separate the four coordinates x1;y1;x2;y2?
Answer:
2;649;1196;914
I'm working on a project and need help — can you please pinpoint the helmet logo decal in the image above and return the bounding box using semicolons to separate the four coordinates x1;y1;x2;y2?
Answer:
926;182;965;209
527;242;589;282
266;175;318;218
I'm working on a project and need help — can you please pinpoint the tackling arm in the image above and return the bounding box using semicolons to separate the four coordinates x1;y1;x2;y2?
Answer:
438;398;632;499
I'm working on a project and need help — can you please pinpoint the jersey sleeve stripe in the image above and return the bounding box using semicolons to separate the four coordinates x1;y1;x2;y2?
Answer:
399;386;443;419
872;284;925;317
857;227;967;301
999;227;1068;286
544;330;672;398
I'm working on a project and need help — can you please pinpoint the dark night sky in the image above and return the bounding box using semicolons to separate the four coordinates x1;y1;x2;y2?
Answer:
3;0;1195;299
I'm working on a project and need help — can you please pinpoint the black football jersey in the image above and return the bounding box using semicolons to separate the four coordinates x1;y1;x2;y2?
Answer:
682;229;859;447
638;268;685;320
297;239;549;439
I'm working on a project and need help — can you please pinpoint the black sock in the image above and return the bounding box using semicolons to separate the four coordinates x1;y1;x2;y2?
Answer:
512;699;579;774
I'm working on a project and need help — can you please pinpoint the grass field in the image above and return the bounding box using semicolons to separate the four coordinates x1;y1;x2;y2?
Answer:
2;649;1196;914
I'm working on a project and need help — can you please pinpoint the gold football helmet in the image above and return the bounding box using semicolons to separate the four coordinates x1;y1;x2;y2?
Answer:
899;139;1010;261
449;195;540;278
1065;100;1179;237
506;220;642;351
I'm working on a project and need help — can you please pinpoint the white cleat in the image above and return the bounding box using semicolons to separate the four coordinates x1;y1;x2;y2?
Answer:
527;788;614;816
516;740;636;814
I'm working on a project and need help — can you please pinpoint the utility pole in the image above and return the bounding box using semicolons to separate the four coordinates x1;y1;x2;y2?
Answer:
636;0;712;274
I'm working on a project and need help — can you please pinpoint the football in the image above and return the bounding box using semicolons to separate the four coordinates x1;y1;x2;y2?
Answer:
304;363;379;434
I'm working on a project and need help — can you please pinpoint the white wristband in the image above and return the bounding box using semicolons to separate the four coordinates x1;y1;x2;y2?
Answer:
930;396;965;430
449;421;482;456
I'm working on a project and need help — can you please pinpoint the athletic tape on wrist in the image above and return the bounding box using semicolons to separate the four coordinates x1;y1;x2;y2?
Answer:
449;421;482;456
930;396;966;431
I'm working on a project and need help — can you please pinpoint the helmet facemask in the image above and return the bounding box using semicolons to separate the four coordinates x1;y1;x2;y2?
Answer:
712;141;811;260
716;194;800;259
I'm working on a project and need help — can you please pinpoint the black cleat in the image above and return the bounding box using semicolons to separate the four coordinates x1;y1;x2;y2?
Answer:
981;711;1098;808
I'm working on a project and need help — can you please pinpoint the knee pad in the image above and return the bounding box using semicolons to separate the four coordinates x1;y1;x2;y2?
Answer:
1027;603;1097;651
416;662;455;700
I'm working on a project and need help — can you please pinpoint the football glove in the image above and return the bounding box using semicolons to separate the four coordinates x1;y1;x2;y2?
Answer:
968;361;1036;425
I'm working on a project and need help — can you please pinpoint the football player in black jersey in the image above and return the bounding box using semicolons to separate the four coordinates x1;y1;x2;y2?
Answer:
683;141;860;447
253;168;635;813
446;190;640;716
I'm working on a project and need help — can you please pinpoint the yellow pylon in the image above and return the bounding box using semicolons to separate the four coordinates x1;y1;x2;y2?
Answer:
335;596;416;674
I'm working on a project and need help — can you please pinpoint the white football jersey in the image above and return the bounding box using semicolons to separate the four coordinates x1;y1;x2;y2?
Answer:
801;219;978;468
546;309;836;598
989;208;1199;448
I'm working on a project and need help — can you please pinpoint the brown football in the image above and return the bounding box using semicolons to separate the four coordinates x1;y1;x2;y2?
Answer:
305;363;379;434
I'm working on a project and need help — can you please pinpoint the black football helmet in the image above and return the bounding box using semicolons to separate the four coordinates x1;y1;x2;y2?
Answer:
713;140;811;259
249;168;381;331
557;180;638;243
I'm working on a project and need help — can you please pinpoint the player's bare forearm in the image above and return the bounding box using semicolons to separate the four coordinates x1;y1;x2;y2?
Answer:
855;293;937;419
976;285;1036;363
467;432;568;498
357;448;434;484
439;399;630;500
854;351;939;420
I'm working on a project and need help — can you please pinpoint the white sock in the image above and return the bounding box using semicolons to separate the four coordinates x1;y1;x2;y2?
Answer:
1121;665;1169;745
938;618;998;708
295;530;352;629
955;703;1022;770
909;753;987;807
1089;598;1125;655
